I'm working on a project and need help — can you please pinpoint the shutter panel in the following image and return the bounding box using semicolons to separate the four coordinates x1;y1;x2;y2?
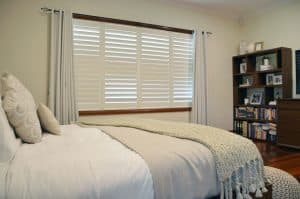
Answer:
172;34;193;106
103;24;138;108
140;30;171;107
73;20;102;110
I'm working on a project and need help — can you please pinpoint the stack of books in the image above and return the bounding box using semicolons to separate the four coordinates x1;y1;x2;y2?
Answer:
268;123;277;142
233;121;277;142
235;107;277;121
233;120;248;137
248;123;268;140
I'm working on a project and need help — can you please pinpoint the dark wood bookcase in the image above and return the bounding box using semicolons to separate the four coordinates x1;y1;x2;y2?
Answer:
232;47;292;142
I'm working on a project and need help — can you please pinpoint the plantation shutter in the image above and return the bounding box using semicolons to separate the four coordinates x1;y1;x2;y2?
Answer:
140;29;171;107
103;24;138;109
73;19;193;111
73;20;102;110
172;33;193;106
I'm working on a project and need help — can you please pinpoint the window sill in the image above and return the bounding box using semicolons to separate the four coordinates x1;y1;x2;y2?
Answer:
79;107;192;116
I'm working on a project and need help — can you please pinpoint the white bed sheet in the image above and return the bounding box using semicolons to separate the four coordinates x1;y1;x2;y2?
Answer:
3;124;154;199
1;124;219;199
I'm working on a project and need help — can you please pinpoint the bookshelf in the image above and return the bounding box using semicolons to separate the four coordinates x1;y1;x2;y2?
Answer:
232;47;292;142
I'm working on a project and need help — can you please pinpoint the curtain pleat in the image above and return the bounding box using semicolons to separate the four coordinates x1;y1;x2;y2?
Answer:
191;31;208;125
48;10;78;124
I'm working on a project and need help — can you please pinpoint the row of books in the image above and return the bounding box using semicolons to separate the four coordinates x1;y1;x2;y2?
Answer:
234;120;277;142
235;107;277;121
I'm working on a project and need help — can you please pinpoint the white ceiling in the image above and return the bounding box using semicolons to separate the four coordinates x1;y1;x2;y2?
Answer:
167;0;287;19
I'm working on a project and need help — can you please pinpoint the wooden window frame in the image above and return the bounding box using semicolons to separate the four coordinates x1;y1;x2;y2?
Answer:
73;13;193;116
79;107;192;116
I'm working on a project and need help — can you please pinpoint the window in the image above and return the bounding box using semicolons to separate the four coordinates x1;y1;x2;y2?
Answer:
73;18;193;111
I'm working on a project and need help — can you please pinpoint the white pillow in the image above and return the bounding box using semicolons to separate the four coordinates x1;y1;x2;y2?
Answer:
37;103;61;135
0;97;21;163
1;73;42;144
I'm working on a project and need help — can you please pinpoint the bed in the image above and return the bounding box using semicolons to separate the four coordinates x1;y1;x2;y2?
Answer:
0;73;271;199
1;124;220;199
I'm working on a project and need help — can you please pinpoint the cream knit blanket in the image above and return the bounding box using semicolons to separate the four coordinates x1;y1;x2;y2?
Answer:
81;117;267;199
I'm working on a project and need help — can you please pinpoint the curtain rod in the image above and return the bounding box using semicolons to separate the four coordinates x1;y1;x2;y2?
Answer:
41;7;63;13
73;13;194;35
41;9;211;35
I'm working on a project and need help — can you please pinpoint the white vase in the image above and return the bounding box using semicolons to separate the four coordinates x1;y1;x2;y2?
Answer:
247;43;255;53
239;41;248;55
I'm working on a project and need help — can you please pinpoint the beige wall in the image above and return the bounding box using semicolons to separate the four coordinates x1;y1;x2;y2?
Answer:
241;0;300;97
0;0;241;129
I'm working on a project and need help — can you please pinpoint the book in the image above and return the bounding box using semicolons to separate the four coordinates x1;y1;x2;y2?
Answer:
235;121;277;142
235;107;277;121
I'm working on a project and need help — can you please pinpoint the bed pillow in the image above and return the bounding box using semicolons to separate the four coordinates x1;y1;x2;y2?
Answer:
0;97;21;162
1;73;42;144
37;103;61;135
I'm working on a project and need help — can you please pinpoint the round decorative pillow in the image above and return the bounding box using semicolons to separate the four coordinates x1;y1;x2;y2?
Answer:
264;166;300;199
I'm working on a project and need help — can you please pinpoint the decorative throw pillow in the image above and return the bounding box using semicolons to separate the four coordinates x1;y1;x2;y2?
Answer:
37;103;61;135
1;73;42;144
0;97;21;162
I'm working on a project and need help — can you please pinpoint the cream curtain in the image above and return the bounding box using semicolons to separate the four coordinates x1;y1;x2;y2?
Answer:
48;10;78;124
191;31;208;125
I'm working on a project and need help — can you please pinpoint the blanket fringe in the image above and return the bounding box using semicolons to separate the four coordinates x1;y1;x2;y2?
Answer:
220;158;267;199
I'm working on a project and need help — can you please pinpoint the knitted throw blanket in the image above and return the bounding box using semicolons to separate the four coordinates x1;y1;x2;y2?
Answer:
81;117;267;199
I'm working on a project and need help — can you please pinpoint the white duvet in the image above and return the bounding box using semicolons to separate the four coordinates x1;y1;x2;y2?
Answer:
1;124;218;199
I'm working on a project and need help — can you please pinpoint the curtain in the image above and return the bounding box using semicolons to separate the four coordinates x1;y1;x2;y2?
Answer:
48;10;78;124
191;31;208;125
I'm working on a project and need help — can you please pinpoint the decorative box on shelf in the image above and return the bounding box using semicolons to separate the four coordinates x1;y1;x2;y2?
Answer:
259;65;274;71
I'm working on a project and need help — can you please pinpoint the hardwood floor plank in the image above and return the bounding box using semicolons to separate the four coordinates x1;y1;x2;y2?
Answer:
254;140;300;181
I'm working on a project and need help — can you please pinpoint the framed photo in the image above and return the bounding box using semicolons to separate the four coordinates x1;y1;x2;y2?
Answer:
254;42;264;51
250;92;263;105
266;74;274;85
240;63;247;73
273;75;282;85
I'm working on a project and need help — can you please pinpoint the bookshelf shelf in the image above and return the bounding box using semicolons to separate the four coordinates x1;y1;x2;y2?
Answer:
233;72;255;76
234;69;282;77
234;117;276;123
232;47;292;142
234;104;277;108
256;69;282;74
238;84;283;89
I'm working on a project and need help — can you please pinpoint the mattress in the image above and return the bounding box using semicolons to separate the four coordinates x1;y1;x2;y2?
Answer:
1;124;218;199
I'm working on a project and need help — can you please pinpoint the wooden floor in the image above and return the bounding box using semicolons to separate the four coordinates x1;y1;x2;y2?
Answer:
254;140;300;181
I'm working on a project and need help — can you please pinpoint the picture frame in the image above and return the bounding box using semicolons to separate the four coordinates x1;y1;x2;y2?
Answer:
273;74;282;85
250;92;263;105
266;74;274;85
254;42;264;51
240;63;247;73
